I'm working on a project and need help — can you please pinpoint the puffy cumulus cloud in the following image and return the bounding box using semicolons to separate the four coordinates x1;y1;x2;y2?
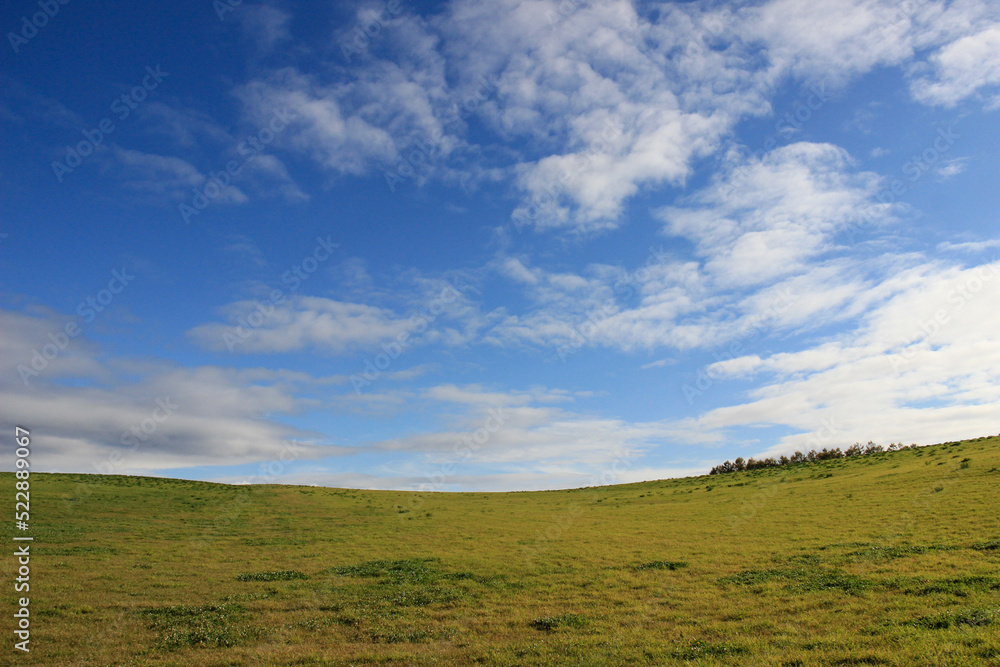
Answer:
440;0;786;231
910;25;1000;107
233;15;456;180
740;0;920;82
658;142;894;288
230;0;1000;234
677;258;1000;456
236;0;773;232
486;142;900;354
490;0;766;232
0;307;347;475
741;0;1000;96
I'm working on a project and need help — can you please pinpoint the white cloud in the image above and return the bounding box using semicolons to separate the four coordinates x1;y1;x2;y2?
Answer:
658;142;894;287
188;268;482;355
487;142;899;354
363;383;674;485
936;157;968;178
0;307;345;474
706;354;763;379
228;0;1000;233
937;239;1000;253
111;146;249;205
239;4;292;54
141;102;237;149
911;25;1000;107
187;296;417;355
235;50;452;178
742;0;918;82
675;259;1000;457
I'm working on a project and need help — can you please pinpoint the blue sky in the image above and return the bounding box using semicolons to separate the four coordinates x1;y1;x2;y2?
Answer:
1;0;999;491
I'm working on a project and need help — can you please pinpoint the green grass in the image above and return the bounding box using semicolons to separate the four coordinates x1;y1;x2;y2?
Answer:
905;606;1000;629
3;434;1000;665
137;603;265;650
528;613;590;631
634;559;688;571
235;570;309;582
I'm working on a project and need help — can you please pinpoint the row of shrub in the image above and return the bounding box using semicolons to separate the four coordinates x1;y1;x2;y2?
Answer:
709;442;917;475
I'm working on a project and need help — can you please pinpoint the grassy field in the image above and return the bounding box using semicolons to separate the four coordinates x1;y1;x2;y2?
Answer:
3;435;999;666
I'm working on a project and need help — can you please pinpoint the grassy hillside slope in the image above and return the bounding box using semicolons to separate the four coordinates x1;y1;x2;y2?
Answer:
2;435;999;666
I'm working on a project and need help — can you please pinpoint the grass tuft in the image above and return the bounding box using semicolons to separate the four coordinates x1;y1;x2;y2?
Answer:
845;544;958;561
324;558;441;583
722;567;875;595
236;570;308;582
972;539;1000;551
529;613;589;631
635;560;688;571
906;607;999;629
138;603;264;650
672;639;749;659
